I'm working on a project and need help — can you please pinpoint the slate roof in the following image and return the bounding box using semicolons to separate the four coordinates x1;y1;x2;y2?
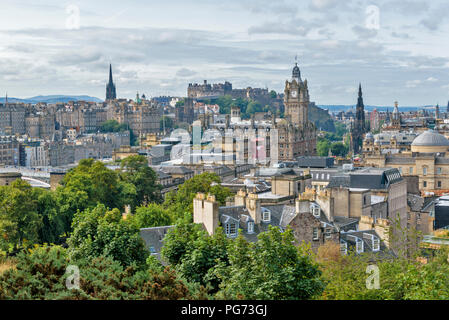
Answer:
340;230;396;260
327;168;402;190
139;226;174;261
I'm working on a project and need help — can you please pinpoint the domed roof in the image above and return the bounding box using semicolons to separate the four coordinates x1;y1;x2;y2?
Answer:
411;130;449;147
292;63;300;80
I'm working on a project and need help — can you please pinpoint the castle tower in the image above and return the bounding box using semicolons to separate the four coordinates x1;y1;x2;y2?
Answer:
106;64;117;101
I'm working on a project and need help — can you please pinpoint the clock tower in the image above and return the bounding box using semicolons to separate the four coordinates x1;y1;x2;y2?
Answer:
284;62;309;126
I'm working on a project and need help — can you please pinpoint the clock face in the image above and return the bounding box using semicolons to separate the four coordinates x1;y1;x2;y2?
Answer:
291;90;297;98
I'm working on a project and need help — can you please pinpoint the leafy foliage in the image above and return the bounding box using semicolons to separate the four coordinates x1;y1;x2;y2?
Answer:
131;204;173;229
163;172;232;220
120;155;163;210
0;245;192;300
99;120;128;133
214;226;325;300
67;204;148;267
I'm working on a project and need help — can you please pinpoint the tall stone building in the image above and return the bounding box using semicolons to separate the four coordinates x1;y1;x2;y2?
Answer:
106;64;117;101
351;84;366;154
275;62;317;160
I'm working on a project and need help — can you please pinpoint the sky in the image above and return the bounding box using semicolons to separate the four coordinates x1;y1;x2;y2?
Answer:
0;0;449;106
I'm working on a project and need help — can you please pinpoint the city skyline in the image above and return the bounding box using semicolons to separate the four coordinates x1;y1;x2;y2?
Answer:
0;0;449;105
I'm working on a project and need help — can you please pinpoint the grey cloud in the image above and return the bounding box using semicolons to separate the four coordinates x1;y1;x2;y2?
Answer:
248;21;311;36
352;25;378;39
309;0;339;11
176;68;197;77
391;31;411;39
420;3;449;30
381;0;429;15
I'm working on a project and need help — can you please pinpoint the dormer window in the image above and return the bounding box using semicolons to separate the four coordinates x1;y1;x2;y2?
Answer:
225;222;238;238
372;237;380;252
311;204;320;218
248;221;254;234
262;208;271;223
356;238;364;253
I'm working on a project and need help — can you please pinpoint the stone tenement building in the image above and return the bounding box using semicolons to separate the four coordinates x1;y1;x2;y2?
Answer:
106;99;161;136
364;130;449;193
0;102;26;135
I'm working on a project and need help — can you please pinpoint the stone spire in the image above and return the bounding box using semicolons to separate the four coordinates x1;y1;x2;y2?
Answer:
106;64;117;100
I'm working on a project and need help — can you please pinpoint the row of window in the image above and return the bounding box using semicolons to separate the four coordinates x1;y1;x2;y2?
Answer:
407;166;445;176
422;181;443;188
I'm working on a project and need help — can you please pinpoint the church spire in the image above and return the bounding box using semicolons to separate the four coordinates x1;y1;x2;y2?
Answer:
106;64;117;100
109;64;113;84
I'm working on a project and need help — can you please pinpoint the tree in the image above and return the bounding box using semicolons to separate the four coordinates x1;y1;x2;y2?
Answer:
67;204;148;267
0;179;42;253
120;155;163;209
132;204;173;229
59;159;135;213
246;101;262;115
161;220;205;266
270;90;277;99
331;142;348;157
35;188;65;245
0;245;193;300
100;120;128;133
214;226;325;300
317;138;331;157
163;172;232;220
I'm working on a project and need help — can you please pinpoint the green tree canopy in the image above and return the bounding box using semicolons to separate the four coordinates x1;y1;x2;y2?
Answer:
331;142;348;157
214;226;325;300
67;204;148;267
317;138;331;157
131;204;173;229
100;120;128;133
163;172;232;220
120;155;163;210
0;179;42;253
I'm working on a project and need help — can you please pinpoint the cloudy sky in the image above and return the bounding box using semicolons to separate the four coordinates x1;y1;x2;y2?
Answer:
0;0;448;106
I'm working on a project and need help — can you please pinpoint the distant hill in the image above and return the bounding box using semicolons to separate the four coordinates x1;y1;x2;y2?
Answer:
0;95;103;104
319;105;428;113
